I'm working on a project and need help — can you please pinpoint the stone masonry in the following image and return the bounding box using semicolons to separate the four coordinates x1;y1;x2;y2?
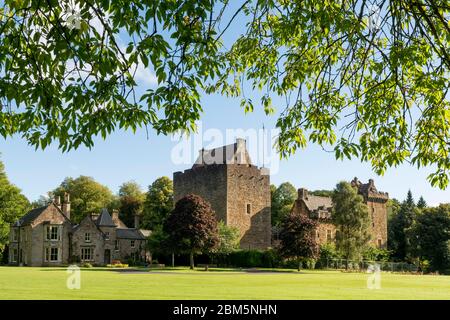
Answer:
291;178;389;248
174;139;271;249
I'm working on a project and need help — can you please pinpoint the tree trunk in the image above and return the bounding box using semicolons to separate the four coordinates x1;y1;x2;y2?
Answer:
298;259;301;272
190;252;194;270
171;253;175;268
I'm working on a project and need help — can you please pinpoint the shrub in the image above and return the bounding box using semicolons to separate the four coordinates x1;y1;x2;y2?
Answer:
106;263;129;268
81;263;93;268
317;243;341;268
363;247;391;262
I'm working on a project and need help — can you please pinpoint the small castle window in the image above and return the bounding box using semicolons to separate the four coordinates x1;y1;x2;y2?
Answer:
105;232;110;240
316;230;320;239
377;239;382;248
85;233;91;243
246;203;252;215
131;240;135;248
115;240;119;251
326;230;332;242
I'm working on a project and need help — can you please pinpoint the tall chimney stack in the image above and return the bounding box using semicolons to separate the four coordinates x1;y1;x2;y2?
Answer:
54;195;61;209
62;192;71;220
298;188;308;200
134;214;140;229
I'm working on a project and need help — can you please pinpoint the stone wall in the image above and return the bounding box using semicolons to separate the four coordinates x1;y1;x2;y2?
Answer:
366;195;388;248
117;239;147;260
29;205;71;266
72;217;105;265
174;165;228;222
174;163;271;250
226;164;271;249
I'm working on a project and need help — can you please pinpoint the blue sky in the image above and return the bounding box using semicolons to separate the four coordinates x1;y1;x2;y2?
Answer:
1;3;449;206
1;90;449;206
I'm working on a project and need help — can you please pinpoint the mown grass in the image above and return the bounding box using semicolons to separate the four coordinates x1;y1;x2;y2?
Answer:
1;266;449;299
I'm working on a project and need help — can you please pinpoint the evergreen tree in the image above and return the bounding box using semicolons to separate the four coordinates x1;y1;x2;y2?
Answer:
410;205;450;272
332;181;371;265
417;196;427;209
387;190;418;261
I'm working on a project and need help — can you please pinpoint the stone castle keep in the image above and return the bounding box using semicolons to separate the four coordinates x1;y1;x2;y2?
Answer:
174;138;272;249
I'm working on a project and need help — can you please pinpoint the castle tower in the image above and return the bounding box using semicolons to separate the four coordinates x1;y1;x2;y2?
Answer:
173;139;271;249
352;177;389;248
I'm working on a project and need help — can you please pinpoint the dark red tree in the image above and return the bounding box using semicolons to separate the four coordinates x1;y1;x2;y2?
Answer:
163;194;219;269
278;212;319;271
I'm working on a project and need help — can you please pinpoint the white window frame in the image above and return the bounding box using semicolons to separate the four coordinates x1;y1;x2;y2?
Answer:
105;232;110;240
130;240;135;248
85;232;91;243
45;247;60;262
46;225;61;241
81;247;94;261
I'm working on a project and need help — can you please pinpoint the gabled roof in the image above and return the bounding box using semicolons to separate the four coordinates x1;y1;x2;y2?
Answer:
193;138;252;167
302;195;333;212
116;228;147;240
96;208;116;227
13;203;69;227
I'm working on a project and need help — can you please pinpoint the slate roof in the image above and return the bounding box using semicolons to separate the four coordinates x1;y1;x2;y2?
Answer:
303;195;333;212
96;208;116;227
193;139;252;167
116;228;147;240
13;206;48;227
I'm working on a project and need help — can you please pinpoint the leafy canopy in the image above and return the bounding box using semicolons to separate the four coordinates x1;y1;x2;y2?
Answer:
1;1;450;187
0;158;30;251
53;175;116;223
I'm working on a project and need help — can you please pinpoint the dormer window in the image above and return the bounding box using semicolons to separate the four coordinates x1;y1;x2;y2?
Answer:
85;233;91;243
12;229;18;242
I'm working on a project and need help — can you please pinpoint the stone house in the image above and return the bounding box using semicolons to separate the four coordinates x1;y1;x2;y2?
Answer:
290;178;388;248
174;138;271;250
8;193;150;266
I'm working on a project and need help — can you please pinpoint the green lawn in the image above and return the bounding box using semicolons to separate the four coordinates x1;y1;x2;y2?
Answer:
1;266;450;299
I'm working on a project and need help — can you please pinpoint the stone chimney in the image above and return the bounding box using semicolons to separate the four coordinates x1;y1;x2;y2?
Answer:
54;195;61;209
298;188;308;200
112;209;119;221
134;214;140;229
62;192;71;220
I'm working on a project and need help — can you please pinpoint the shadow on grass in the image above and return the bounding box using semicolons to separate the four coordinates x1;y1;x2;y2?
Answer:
34;266;308;274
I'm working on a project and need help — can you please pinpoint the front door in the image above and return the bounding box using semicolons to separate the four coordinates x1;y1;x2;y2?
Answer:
104;249;111;265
